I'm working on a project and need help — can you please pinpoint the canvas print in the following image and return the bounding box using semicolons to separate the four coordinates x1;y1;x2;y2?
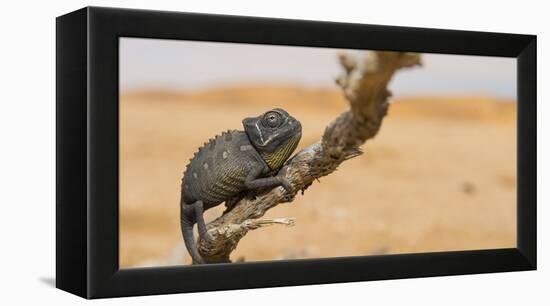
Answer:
119;38;516;267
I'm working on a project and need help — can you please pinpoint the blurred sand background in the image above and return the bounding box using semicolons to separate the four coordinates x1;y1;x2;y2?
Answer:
119;85;516;268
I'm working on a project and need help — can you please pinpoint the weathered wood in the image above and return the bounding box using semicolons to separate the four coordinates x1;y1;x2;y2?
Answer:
196;51;422;263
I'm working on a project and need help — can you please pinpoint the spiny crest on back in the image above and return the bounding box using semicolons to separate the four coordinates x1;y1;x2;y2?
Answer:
185;129;238;170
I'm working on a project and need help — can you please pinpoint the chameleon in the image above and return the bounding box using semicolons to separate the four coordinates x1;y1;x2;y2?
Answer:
180;108;302;264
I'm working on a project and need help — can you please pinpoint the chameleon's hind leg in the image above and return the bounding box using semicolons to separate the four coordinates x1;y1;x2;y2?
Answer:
224;194;245;213
192;200;213;242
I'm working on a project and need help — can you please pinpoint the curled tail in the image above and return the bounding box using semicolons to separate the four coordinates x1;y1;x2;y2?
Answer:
181;203;205;264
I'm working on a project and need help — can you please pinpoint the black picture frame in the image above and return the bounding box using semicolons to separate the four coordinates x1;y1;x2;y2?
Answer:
56;6;537;299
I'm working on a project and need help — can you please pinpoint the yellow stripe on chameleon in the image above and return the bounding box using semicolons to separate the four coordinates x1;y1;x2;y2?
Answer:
262;136;299;170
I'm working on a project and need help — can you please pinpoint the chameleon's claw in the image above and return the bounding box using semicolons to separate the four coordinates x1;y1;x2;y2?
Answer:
280;177;293;194
279;177;296;202
200;231;214;243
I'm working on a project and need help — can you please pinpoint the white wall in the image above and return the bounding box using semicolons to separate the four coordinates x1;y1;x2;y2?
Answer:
0;0;545;305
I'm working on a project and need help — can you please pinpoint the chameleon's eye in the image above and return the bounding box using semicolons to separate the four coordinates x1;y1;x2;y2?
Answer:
263;111;281;128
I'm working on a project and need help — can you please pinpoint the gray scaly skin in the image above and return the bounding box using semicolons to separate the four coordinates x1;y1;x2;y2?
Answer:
180;108;302;264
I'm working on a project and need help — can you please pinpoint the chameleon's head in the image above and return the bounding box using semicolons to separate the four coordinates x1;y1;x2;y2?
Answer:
243;108;302;170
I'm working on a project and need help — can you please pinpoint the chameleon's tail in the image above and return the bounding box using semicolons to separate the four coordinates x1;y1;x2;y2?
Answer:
181;203;205;264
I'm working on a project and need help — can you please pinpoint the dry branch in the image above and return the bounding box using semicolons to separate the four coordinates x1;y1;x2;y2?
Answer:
197;51;422;263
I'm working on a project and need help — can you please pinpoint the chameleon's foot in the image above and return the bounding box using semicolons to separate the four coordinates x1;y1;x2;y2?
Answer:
279;176;293;193
199;231;214;243
197;217;214;243
278;177;296;202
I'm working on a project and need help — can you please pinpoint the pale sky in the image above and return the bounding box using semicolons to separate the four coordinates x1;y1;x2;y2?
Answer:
120;37;516;99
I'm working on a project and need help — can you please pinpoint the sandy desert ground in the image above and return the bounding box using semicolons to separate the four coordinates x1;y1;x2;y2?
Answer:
119;85;516;267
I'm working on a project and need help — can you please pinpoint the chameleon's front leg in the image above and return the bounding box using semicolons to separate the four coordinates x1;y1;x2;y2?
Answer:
244;165;293;193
